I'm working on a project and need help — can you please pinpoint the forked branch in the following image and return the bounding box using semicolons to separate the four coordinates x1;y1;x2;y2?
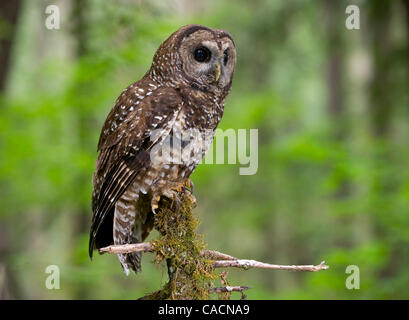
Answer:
98;194;328;300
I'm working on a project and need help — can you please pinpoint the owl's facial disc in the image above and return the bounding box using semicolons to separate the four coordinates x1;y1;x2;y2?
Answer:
178;28;236;91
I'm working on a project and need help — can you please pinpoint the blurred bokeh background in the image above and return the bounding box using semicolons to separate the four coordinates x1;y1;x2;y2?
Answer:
1;0;409;299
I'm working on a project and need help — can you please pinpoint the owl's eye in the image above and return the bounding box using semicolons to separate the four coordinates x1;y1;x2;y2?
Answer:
223;49;229;65
194;47;211;63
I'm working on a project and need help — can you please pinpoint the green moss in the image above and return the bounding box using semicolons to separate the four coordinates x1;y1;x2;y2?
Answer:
146;192;217;300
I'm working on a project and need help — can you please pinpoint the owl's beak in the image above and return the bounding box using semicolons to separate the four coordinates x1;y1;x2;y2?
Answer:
214;63;221;82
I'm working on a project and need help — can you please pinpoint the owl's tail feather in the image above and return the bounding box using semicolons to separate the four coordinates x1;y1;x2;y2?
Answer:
117;224;143;275
118;252;141;275
113;193;155;275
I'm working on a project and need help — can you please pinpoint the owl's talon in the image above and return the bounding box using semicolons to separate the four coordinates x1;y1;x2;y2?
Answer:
152;205;158;214
183;179;194;194
151;195;161;214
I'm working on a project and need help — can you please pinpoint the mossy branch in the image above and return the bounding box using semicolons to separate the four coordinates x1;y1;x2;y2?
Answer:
99;192;328;299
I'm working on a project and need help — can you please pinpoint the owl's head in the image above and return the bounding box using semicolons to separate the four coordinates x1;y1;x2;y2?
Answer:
149;24;236;93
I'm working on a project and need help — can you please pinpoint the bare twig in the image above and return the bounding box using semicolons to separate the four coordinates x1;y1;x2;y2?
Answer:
98;242;153;254
209;286;250;294
213;260;329;272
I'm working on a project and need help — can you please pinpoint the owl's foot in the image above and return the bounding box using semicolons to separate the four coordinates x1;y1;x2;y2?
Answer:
151;189;182;214
151;181;185;214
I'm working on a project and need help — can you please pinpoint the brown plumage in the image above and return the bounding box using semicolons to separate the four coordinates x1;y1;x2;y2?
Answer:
89;24;236;275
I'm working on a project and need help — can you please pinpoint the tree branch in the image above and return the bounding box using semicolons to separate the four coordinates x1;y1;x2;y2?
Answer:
213;259;329;272
99;242;329;272
99;242;153;254
200;249;237;261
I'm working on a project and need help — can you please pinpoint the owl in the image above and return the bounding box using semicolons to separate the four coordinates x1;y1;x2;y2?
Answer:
89;24;236;275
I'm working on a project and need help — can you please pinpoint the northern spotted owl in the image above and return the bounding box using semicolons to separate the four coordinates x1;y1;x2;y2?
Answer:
89;25;236;275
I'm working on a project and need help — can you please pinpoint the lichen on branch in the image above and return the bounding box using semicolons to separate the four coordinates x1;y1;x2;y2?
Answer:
145;192;217;300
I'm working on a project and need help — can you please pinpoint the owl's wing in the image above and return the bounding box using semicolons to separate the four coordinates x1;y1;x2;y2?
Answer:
89;86;183;258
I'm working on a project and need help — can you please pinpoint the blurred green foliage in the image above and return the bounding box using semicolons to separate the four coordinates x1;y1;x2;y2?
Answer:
0;0;408;299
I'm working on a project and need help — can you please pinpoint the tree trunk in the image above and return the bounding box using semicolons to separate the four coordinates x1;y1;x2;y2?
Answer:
0;0;22;93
